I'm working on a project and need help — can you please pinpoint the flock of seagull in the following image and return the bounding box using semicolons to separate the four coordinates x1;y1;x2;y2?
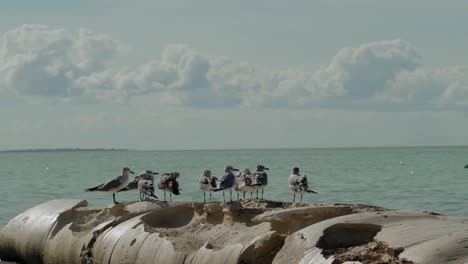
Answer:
84;165;317;204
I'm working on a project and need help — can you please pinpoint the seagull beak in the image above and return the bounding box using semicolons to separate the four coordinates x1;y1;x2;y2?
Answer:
233;168;239;171
264;167;270;170
154;172;159;175
130;170;135;174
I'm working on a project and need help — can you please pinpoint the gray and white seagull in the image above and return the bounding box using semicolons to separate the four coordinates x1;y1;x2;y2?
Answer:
199;169;217;203
252;165;269;200
213;165;239;202
288;167;318;203
119;170;159;200
157;172;181;202
235;168;255;199
85;167;134;204
138;172;159;201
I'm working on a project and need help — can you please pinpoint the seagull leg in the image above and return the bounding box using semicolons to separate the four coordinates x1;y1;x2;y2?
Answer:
230;190;232;201
210;191;212;202
223;191;225;202
237;192;239;200
203;191;206;203
293;193;295;203
250;192;253;198
113;193;118;204
256;190;259;199
243;192;245;199
164;191;166;202
261;189;264;200
300;194;303;203
170;192;172;202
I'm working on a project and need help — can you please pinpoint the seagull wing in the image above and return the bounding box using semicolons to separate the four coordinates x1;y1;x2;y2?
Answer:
97;175;124;191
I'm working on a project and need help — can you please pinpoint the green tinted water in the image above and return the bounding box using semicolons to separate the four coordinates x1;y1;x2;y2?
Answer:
1;147;468;227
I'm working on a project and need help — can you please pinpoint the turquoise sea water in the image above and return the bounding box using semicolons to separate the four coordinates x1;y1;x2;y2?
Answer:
1;147;468;227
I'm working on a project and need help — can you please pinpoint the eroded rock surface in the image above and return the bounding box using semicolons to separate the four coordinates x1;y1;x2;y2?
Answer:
1;200;468;264
321;241;412;264
274;210;468;264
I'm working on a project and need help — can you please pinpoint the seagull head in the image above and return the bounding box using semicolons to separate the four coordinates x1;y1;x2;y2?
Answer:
256;165;269;171
202;170;212;177
292;167;300;174
122;167;135;175
145;170;159;175
224;165;239;173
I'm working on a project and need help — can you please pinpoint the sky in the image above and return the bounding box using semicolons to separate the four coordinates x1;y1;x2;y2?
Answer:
1;0;468;150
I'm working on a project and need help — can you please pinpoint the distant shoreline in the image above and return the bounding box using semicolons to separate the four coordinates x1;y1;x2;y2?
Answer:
0;145;467;153
0;148;129;153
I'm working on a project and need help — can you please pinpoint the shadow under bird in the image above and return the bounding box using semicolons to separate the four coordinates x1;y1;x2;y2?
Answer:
288;167;318;203
84;167;134;204
252;165;269;200
199;170;218;203
235;168;255;200
213;165;239;202
157;172;181;202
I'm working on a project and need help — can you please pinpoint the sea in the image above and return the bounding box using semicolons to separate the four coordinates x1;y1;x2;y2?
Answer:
1;146;468;227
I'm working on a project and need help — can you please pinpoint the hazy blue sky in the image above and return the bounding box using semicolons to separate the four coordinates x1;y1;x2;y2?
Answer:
1;0;468;150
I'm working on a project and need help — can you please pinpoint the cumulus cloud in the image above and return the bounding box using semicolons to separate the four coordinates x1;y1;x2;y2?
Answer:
380;66;468;108
0;24;123;99
313;39;420;99
1;24;467;109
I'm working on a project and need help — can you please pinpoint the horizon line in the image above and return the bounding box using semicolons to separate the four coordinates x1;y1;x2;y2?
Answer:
1;144;467;153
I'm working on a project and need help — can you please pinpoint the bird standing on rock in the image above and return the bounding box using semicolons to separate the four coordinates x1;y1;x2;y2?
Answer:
252;165;269;200
84;167;134;204
157;172;181;202
213;165;239;202
235;168;255;199
138;171;159;201
118;170;159;200
288;167;317;203
199;170;218;203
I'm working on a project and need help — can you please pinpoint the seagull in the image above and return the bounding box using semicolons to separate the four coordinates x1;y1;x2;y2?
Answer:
252;165;269;200
84;167;134;204
213;165;239;202
235;168;255;199
199;170;217;203
138;172;159;201
288;167;318;203
140;170;158;200
118;170;159;200
157;172;181;202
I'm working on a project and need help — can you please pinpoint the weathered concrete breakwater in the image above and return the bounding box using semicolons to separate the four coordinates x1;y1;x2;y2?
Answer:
1;199;467;264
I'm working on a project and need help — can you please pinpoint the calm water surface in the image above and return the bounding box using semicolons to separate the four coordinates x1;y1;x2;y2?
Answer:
1;147;468;227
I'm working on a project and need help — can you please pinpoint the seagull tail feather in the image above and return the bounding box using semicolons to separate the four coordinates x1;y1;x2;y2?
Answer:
84;185;101;192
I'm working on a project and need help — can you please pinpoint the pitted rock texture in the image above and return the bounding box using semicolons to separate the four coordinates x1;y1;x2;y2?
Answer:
3;199;467;264
0;199;364;264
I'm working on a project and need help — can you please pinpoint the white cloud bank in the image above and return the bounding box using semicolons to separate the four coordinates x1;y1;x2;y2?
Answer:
1;24;467;109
